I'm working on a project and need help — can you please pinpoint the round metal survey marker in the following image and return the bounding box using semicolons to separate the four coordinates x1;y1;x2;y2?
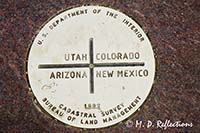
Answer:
27;5;155;129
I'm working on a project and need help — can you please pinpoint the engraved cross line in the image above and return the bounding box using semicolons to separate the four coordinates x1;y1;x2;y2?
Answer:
38;38;145;94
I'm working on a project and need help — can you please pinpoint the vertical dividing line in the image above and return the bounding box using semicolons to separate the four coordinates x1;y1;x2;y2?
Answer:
89;38;94;94
89;38;94;64
90;68;94;94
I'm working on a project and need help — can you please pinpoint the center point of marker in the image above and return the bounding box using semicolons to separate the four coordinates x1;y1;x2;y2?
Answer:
89;64;95;68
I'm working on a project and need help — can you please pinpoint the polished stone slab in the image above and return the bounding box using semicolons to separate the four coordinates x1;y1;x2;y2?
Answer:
0;0;199;132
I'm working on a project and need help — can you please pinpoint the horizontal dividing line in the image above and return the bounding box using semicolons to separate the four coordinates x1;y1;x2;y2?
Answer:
38;64;89;69
38;62;145;69
94;62;145;67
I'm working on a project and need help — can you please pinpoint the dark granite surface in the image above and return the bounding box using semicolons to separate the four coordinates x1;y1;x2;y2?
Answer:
0;0;199;132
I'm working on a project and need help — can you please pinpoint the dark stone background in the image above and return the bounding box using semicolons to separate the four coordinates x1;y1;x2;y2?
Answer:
0;0;199;132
